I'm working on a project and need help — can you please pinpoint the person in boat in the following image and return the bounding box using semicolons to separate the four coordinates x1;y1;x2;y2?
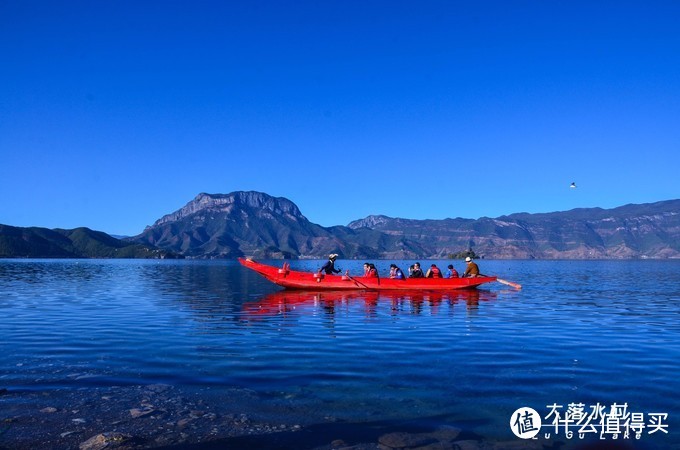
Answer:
409;262;424;278
320;254;341;275
463;256;480;278
363;262;378;277
389;264;405;280
425;264;443;278
445;264;459;278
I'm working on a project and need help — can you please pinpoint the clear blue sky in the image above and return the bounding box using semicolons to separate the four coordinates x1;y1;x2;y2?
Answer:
2;1;679;236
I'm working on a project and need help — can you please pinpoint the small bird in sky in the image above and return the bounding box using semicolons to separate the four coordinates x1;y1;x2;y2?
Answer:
570;182;577;189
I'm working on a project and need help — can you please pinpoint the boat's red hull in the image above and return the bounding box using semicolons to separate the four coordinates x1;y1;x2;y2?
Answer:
238;258;496;291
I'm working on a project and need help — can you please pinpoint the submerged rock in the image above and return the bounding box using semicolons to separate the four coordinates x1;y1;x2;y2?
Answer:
129;407;156;418
378;431;437;448
79;432;131;450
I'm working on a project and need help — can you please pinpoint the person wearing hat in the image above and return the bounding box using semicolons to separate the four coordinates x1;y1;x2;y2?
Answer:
320;254;341;275
463;256;480;278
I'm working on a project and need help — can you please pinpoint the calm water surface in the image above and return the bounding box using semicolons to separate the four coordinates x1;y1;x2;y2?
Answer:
1;259;679;448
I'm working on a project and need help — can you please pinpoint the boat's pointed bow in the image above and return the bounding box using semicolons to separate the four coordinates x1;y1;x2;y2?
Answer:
238;257;261;272
238;257;280;281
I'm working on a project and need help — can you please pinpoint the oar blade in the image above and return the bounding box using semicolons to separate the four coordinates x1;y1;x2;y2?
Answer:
497;278;522;289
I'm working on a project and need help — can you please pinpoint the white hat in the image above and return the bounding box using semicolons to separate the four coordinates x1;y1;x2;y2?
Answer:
329;254;338;260
465;257;472;262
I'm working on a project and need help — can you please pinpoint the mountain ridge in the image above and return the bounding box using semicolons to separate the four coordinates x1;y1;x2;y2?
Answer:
150;191;307;228
0;224;179;259
2;192;678;259
132;192;680;259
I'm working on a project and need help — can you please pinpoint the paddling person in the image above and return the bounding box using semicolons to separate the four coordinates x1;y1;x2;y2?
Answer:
425;264;443;278
463;256;480;278
320;254;341;275
409;262;424;278
445;264;459;278
389;264;405;280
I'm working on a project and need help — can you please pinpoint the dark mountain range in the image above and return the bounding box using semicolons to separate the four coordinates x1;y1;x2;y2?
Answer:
0;224;178;259
348;199;680;259
131;192;421;259
131;191;680;259
2;192;677;259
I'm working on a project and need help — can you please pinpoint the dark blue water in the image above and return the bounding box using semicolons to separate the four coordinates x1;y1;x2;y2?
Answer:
1;259;679;448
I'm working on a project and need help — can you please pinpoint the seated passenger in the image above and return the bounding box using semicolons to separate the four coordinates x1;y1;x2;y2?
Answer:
425;264;443;278
363;262;378;278
463;257;480;278
445;264;459;278
409;262;424;278
389;264;405;280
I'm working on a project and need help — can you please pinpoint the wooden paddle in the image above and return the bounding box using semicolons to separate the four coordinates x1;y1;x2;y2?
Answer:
497;278;522;289
344;271;369;289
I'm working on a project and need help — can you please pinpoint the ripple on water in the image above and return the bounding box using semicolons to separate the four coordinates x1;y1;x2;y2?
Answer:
1;259;679;448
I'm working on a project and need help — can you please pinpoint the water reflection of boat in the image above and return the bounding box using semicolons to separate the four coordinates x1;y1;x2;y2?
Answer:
241;289;497;318
239;258;497;291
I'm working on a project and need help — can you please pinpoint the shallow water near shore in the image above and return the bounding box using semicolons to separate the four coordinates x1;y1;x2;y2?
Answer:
1;259;679;449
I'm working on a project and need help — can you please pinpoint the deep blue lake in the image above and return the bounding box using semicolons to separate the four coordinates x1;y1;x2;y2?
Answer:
1;259;678;449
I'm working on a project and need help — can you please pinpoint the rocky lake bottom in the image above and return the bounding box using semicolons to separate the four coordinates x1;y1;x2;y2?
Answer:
2;383;597;450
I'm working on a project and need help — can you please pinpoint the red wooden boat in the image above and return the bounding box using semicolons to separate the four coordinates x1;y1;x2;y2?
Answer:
238;258;497;291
